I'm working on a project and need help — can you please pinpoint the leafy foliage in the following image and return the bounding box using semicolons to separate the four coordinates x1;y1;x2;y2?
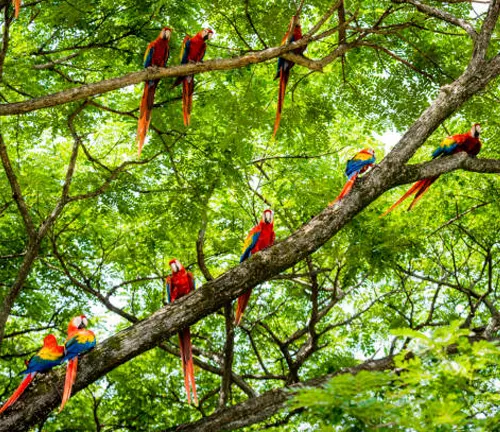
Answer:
292;324;500;431
0;0;498;430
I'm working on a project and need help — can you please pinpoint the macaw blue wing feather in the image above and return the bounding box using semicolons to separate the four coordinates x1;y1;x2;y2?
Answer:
240;230;261;263
144;45;154;68
166;278;172;303
188;273;195;291
432;137;458;158
345;157;375;178
181;38;191;64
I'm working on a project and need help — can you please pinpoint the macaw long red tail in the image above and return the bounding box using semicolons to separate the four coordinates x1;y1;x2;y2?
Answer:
178;328;197;405
182;76;194;127
0;372;35;414
136;80;158;157
407;177;437;211
59;357;78;412
12;0;20;18
329;173;359;206
235;289;252;326
272;68;290;138
380;177;438;217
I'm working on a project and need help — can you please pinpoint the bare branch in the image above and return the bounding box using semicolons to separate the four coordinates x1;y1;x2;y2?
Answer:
32;52;81;70
472;0;500;60
0;36;317;117
392;0;478;39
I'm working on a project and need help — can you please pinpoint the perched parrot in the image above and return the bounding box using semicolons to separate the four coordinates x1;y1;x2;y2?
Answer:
381;123;482;216
59;315;96;412
136;27;172;157
0;334;64;414
235;209;276;326
173;28;213;126
329;148;376;206
12;0;20;18
272;16;306;138
165;259;198;405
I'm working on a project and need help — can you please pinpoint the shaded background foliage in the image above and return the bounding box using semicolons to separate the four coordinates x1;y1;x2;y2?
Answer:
0;0;499;430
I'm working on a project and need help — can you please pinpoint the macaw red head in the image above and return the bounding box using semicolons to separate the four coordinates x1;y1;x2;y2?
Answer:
68;315;88;332
363;148;375;157
161;27;172;40
471;123;481;138
201;28;214;41
263;209;274;224
169;259;184;273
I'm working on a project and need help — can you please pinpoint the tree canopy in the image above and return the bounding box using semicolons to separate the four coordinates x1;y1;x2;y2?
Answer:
0;0;499;430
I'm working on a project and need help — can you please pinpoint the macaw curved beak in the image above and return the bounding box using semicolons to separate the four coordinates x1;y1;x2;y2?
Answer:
78;319;87;329
473;124;481;137
170;260;181;272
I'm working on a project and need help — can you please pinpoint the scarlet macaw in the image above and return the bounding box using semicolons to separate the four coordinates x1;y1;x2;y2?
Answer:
329;148;376;206
173;28;214;126
381;123;482;216
273;16;306;138
59;315;96;412
0;334;64;414
136;27;172;157
235;209;276;326
166;259;198;405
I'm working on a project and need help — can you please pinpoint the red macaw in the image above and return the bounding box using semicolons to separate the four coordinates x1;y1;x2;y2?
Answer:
12;0;20;18
381;123;482;216
173;28;213;126
166;259;198;405
0;334;64;414
59;315;96;412
235;209;276;326
273;16;306;138
136;27;172;157
329;148;376;206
